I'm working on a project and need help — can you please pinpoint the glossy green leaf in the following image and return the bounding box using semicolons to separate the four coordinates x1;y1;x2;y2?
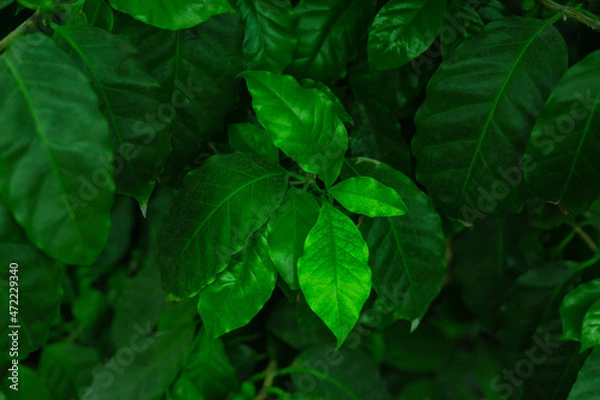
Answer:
267;188;320;290
157;152;288;297
581;299;600;351
368;0;446;70
0;34;114;265
344;158;446;321
0;201;63;364
38;343;99;400
567;347;600;400
300;78;354;125
198;233;277;338
83;326;195;400
290;345;391;399
114;14;246;179
560;279;600;342
412;16;568;220
172;328;238;399
329;176;408;217
108;0;235;30
240;70;348;187
83;0;114;31
297;201;371;347
228;123;279;164
525;50;600;214
236;0;296;73
286;0;377;82
54;25;169;210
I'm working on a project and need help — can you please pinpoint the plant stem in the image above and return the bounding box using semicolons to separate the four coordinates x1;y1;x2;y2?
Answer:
0;12;41;54
254;359;277;400
539;0;600;30
570;223;598;253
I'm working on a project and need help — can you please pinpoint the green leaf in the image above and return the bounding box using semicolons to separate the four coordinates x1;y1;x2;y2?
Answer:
412;16;568;220
567;347;600;400
0;201;63;364
83;326;195;400
368;0;446;70
240;70;348;187
440;2;484;59
53;25;170;209
297;201;371;347
0;33;114;265
286;0;378;82
560;278;600;343
108;0;235;30
236;0;296;73
157;152;288;298
115;14;246;179
300;78;354;125
344;158;446;321
38;343;100;400
0;0;13;10
267;188;320;290
290;345;391;399
198;233;277;338
328;176;407;217
582;299;600;351
228;123;279;164
172;328;238;399
110;263;166;348
83;0;114;31
525;50;600;214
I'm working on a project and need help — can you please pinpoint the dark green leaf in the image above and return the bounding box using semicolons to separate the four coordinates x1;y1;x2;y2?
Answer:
236;0;296;73
368;0;446;70
344;158;446;321
525;50;600;214
286;0;378;82
228;123;279;164
108;0;235;29
0;34;114;264
582;299;600;351
197;233;277;338
267;188;320;290
83;0;114;31
1;366;51;399
54;25;170;210
298;201;371;347
0;200;63;363
157;152;288;297
412;16;568;220
84;326;195;400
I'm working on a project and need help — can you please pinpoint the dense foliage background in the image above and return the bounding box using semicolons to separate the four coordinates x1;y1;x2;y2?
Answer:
1;0;600;399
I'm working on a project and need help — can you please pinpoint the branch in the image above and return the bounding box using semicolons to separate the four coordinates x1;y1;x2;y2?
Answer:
571;223;598;253
539;0;600;31
0;12;42;54
254;359;277;400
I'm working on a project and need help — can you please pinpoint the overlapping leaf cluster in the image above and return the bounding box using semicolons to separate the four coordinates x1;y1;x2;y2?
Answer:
1;0;600;399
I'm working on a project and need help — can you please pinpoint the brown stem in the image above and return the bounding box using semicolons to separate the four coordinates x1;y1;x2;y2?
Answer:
539;0;600;31
0;12;41;54
255;359;278;400
571;223;598;253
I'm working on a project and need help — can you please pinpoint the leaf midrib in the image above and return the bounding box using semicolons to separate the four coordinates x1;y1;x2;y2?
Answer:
457;19;553;211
